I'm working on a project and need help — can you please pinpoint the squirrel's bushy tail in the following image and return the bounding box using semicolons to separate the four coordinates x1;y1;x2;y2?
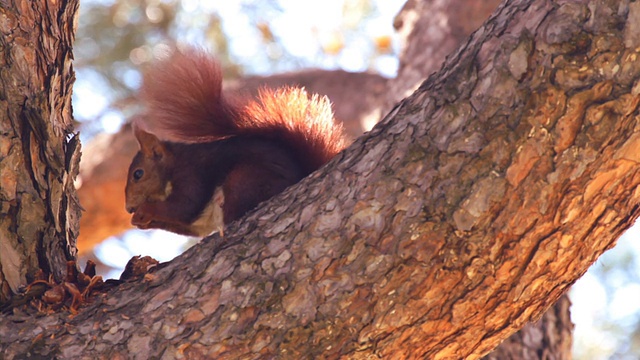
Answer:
138;48;243;142
243;87;346;172
138;47;347;172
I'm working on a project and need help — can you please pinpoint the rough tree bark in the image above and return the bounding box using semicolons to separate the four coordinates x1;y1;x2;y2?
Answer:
386;0;503;111
0;1;80;300
394;2;573;358
1;0;637;359
391;1;573;358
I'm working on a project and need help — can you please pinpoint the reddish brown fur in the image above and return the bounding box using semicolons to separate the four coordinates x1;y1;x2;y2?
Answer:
126;48;348;235
139;48;241;142
243;88;346;172
138;48;346;172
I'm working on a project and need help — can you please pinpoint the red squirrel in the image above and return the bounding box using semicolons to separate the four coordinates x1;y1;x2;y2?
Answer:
125;48;347;237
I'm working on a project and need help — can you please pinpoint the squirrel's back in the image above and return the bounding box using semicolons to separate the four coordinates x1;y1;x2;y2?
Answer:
137;48;347;173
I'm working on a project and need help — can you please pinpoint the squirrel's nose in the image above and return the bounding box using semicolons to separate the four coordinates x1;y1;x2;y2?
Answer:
126;206;136;214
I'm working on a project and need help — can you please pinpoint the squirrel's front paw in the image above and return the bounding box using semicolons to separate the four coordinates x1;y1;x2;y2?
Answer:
131;210;153;228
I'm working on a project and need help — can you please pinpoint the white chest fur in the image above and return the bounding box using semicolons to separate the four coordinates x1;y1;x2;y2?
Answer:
189;186;225;237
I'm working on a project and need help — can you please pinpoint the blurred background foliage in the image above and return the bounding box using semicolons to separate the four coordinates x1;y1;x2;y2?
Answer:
75;0;399;139
73;1;640;359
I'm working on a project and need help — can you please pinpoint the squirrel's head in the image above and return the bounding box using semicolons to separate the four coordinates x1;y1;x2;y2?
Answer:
125;126;174;215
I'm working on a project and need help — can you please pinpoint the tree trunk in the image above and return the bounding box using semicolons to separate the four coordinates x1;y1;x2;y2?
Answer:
0;1;80;301
2;0;638;359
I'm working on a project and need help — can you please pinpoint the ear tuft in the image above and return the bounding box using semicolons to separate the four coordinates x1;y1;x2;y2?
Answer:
133;124;166;159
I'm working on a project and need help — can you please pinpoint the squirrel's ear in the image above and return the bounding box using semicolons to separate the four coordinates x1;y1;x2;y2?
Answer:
133;124;167;159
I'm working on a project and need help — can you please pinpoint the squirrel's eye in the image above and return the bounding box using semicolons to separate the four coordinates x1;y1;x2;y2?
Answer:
133;169;144;181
